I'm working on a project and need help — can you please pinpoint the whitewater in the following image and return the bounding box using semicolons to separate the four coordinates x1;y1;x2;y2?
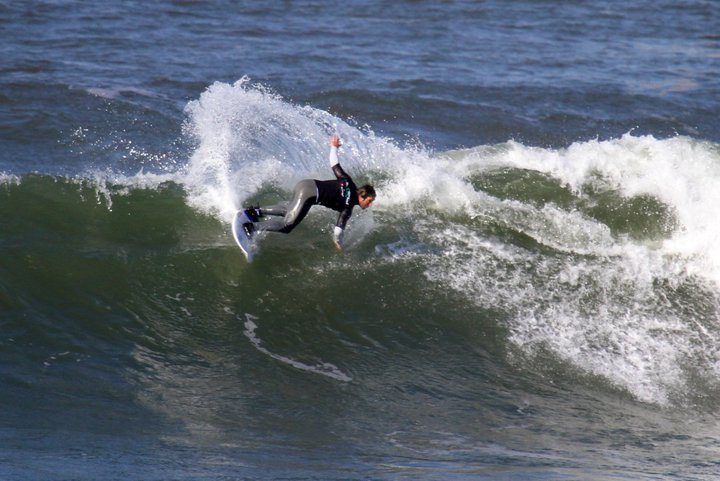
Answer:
9;78;719;409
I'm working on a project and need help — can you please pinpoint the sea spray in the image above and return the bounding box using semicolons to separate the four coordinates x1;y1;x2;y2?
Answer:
181;78;396;220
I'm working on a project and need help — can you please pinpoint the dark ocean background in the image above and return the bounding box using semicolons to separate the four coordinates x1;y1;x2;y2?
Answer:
2;1;720;480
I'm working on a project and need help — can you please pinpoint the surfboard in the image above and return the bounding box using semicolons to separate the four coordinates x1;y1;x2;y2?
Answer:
232;210;255;262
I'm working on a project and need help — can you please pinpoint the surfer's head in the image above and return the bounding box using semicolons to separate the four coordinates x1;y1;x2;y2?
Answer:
357;184;376;209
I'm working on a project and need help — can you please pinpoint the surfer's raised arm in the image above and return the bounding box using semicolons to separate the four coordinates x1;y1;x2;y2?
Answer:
329;134;342;166
328;133;351;181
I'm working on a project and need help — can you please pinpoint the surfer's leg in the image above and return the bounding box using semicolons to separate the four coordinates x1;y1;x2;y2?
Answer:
261;205;287;217
255;180;317;234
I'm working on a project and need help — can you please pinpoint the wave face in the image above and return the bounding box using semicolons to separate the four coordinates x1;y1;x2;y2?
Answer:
3;81;720;480
179;80;720;405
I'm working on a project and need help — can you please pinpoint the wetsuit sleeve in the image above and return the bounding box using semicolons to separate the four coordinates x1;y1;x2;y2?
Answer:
329;144;354;248
336;208;352;230
333;207;354;246
329;145;352;180
329;145;339;167
333;225;344;246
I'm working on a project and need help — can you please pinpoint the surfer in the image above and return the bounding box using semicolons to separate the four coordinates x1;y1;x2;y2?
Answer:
242;134;376;251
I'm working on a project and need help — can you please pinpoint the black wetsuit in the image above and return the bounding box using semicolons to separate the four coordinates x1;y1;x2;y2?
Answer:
254;147;358;242
315;163;358;231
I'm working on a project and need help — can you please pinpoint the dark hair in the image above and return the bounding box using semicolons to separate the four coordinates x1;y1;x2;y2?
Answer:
357;184;376;199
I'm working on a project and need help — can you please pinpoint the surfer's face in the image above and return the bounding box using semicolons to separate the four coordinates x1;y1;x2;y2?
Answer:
358;195;375;210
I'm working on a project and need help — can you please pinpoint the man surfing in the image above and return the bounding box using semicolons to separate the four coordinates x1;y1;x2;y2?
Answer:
242;134;376;251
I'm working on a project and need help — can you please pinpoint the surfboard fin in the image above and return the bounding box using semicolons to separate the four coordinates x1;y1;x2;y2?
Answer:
243;222;255;238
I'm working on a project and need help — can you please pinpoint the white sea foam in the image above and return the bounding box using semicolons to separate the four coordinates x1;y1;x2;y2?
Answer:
418;136;720;405
357;130;720;405
463;135;720;284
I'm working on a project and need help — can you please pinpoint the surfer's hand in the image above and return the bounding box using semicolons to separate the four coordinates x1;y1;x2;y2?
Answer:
330;134;341;148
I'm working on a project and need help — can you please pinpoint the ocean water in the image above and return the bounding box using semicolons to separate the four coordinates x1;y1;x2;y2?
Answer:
2;1;720;480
